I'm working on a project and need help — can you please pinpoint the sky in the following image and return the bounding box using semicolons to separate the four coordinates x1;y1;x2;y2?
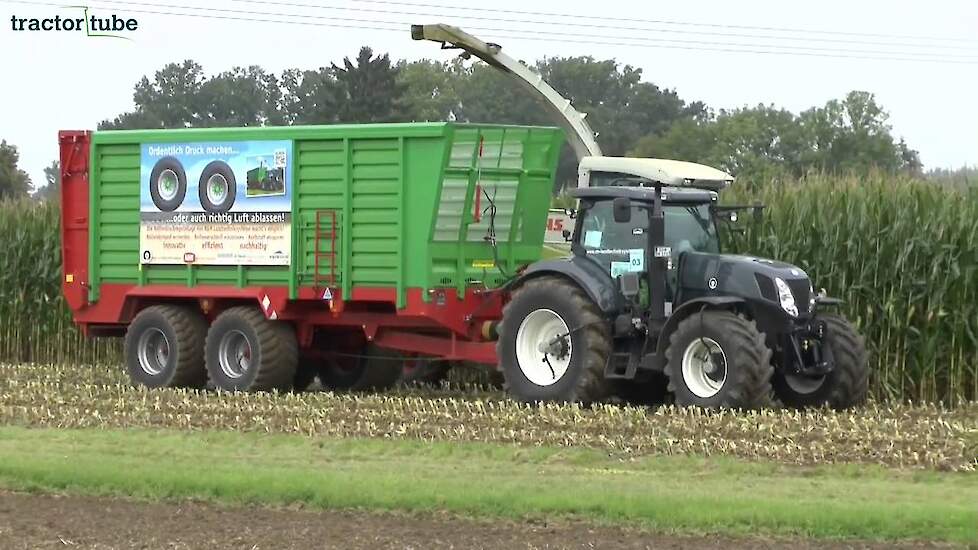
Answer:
1;0;976;189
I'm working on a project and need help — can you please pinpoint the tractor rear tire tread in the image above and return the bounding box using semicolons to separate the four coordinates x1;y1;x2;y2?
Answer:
497;275;610;404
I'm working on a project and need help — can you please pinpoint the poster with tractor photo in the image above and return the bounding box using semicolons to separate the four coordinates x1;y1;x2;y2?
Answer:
139;140;293;266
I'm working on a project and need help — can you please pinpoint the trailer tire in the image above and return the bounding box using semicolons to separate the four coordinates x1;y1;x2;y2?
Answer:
497;276;610;404
205;307;297;392
124;305;207;389
148;157;187;212
317;345;402;392
665;311;773;409
198;161;237;213
773;314;869;410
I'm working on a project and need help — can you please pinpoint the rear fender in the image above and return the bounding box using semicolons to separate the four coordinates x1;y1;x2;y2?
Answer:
518;258;621;314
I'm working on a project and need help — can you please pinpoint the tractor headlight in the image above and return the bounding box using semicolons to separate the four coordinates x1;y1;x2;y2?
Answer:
774;277;799;317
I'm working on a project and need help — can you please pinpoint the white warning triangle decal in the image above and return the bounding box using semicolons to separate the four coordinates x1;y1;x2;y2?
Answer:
322;288;333;301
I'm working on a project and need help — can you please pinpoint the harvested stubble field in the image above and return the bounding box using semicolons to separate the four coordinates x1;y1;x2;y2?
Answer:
2;363;975;472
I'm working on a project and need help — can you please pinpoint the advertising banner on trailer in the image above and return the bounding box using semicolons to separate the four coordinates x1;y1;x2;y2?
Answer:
139;140;293;266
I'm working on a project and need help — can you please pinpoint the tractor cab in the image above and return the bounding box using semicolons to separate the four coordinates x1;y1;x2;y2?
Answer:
571;185;720;303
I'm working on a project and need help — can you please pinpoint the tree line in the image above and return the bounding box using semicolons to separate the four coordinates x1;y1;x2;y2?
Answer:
0;46;955;200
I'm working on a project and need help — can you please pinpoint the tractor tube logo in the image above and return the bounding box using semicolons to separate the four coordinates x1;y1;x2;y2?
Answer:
139;140;292;266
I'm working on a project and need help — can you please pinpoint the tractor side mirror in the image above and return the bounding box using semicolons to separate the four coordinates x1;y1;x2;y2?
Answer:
613;197;632;223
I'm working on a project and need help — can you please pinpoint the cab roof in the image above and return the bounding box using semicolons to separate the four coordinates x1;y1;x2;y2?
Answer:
570;186;717;204
580;156;734;191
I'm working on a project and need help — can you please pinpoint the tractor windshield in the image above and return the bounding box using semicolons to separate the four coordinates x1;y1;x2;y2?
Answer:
577;201;719;280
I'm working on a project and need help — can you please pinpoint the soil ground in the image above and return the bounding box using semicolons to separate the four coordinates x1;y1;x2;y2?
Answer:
0;491;952;550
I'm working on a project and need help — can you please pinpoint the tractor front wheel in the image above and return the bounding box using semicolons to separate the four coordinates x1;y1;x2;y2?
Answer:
773;314;869;410
665;310;773;409
497;276;610;404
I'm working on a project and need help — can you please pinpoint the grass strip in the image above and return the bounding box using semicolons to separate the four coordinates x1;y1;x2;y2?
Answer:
0;426;974;543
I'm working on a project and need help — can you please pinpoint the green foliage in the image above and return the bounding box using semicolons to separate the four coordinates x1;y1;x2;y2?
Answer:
724;173;978;404
0;140;32;200
928;165;978;187
32;161;60;202
331;47;403;123
633;92;921;180
0;199;118;364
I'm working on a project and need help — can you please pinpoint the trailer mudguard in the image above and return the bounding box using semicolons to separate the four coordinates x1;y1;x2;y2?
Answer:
518;257;621;314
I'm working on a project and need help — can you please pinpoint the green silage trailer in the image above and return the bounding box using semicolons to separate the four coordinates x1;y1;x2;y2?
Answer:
59;122;564;391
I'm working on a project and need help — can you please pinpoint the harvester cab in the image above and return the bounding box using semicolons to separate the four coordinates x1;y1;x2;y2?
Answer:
415;23;870;409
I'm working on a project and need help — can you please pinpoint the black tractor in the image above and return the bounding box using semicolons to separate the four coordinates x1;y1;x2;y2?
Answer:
497;159;869;410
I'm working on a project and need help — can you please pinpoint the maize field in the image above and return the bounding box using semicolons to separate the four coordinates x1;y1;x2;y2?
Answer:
0;362;975;471
1;173;977;404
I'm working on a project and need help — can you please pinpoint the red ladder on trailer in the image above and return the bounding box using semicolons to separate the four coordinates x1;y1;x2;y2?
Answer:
313;210;339;299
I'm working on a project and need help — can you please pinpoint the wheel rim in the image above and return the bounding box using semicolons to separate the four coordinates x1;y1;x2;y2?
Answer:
784;373;825;394
136;328;170;376
218;330;252;379
515;309;572;386
157;169;179;201
206;174;230;206
681;337;727;398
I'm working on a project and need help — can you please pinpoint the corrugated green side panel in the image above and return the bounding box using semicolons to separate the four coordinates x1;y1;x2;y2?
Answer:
295;132;450;307
87;122;562;306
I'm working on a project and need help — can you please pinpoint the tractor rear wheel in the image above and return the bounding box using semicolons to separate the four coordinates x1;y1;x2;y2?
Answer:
665;311;773;409
773;314;869;410
204;306;297;392
124;305;207;389
497;276;610;404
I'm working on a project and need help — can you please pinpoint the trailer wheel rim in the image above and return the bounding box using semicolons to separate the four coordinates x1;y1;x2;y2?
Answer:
681;337;727;398
515;309;572;386
136;328;170;376
218;330;252;379
157;169;180;201
784;373;825;394
206;174;230;207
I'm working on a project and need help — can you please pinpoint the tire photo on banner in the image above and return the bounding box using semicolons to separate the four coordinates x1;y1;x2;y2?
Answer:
198;160;237;213
148;157;187;212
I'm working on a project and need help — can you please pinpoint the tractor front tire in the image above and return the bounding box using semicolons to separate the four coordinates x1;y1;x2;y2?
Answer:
496;276;610;404
665;310;773;409
772;314;869;410
125;305;207;389
204;306;297;392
